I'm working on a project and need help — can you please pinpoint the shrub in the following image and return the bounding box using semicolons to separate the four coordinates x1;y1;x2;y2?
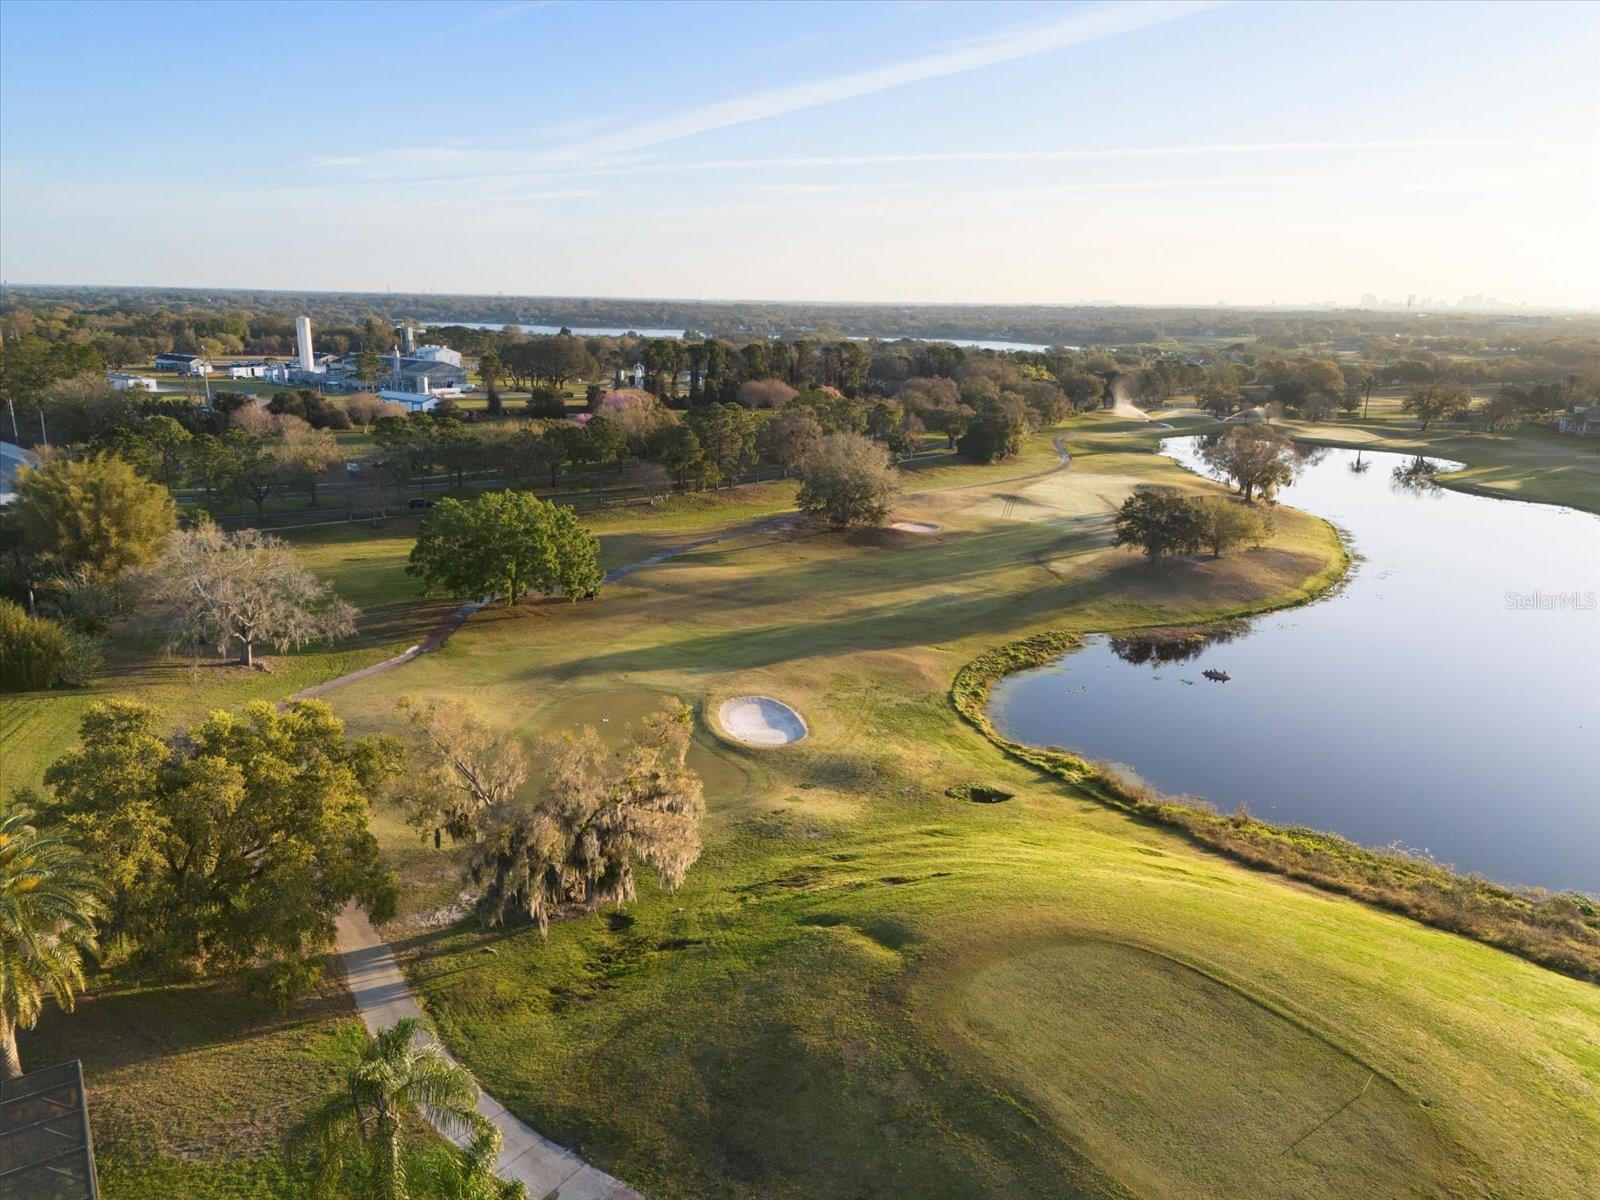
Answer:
525;387;568;418
0;600;99;691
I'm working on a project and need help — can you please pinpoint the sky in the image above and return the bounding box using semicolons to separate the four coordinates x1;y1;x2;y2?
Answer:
1;0;1597;308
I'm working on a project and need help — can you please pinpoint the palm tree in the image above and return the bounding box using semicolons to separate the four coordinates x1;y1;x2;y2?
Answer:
0;800;103;1079
306;1016;491;1200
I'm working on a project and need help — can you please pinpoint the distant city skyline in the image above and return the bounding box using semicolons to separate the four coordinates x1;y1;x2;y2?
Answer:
1;0;1596;308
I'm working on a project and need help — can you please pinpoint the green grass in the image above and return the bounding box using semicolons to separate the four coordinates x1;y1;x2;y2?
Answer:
18;969;366;1199
309;414;1599;1199
1282;390;1600;514
13;413;1599;1198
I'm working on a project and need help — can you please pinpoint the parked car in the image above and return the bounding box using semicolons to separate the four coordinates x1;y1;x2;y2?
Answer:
407;497;435;510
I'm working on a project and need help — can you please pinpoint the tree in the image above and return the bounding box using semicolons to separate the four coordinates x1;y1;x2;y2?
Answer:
277;419;342;506
653;424;713;489
1198;496;1268;557
1402;381;1470;431
526;335;597;390
1197;365;1245;417
478;351;504;417
1476;387;1522;432
395;697;526;843
531;422;582;486
346;393;389;430
736;378;797;409
407;490;602;605
356;348;385;389
40;699;395;999
1199;425;1302;502
0;800;103;1078
107;414;191;487
583;414;629;474
760;408;822;473
11;452;176;578
144;523;358;666
303;1017;506;1200
689;403;758;480
470;701;704;931
1112;488;1208;559
958;396;1029;463
796;432;900;528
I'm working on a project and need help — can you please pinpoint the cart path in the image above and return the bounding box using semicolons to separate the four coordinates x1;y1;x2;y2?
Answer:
319;437;1076;1196
335;909;640;1200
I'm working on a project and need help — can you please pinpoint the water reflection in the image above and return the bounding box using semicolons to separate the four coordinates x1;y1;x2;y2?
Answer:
989;437;1600;892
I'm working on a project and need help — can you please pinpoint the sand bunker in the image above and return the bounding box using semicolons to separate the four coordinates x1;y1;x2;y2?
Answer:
889;521;940;534
720;696;808;746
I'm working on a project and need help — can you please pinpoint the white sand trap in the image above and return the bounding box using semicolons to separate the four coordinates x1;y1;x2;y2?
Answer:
720;696;808;747
890;521;940;534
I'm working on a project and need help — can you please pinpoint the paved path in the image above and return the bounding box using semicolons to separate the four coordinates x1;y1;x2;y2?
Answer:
317;442;1074;1197
336;909;641;1200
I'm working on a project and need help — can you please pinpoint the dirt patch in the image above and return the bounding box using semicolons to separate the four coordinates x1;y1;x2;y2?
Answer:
889;521;941;534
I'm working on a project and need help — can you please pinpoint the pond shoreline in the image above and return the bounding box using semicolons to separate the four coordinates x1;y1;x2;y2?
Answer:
953;624;1600;984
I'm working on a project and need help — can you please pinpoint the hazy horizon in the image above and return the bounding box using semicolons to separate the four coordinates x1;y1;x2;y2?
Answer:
2;0;1596;309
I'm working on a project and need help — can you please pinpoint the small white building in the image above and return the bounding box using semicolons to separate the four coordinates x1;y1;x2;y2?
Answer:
226;361;270;379
631;361;645;388
378;389;438;413
107;372;160;392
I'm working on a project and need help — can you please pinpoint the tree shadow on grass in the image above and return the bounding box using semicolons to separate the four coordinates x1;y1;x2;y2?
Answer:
566;540;1325;681
20;962;354;1078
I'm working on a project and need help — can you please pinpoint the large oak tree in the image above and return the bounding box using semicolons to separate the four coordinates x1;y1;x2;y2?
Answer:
407;489;602;604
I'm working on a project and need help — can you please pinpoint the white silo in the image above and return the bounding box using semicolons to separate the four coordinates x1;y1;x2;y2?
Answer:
296;316;314;371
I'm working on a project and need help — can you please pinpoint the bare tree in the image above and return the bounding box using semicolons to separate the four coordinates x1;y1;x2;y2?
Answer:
395;696;527;843
143;523;357;666
470;701;704;931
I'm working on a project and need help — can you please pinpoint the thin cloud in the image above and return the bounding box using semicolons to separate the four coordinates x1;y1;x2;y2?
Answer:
545;0;1224;159
321;2;1221;176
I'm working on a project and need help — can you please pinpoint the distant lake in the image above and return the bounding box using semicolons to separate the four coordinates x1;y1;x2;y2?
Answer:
430;321;689;338
431;321;1072;353
988;437;1600;894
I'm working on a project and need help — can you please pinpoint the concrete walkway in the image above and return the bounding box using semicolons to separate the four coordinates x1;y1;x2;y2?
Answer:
317;446;1076;1197
335;908;641;1200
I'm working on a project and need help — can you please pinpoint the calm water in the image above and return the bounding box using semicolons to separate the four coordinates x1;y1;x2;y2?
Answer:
989;438;1600;893
434;321;1070;353
430;321;689;338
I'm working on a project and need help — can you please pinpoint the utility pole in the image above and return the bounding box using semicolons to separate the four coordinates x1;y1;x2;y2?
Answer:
5;394;18;442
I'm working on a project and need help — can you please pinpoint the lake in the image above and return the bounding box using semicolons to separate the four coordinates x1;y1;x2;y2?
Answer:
431;321;1071;353
988;437;1600;893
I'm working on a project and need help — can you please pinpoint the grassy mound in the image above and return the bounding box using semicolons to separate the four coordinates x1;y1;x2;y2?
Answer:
951;939;1453;1199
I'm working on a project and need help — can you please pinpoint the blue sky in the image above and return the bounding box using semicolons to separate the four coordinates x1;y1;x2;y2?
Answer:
1;0;1596;306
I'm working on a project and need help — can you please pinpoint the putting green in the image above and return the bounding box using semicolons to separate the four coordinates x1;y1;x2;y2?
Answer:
953;938;1454;1200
